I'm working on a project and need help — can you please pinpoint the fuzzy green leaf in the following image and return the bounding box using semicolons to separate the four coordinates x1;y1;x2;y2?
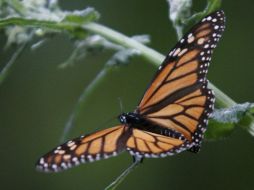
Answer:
206;103;254;140
62;8;100;24
167;0;192;39
205;120;235;140
184;0;222;25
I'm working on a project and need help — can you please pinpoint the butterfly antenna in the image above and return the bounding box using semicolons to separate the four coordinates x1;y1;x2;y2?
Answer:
118;97;124;113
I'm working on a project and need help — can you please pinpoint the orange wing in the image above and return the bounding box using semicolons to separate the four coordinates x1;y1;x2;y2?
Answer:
36;125;131;172
126;128;190;157
137;11;225;152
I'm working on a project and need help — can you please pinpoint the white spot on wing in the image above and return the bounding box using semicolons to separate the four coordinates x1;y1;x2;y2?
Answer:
178;48;188;56
197;38;205;45
207;16;212;21
187;36;195;43
214;25;219;30
173;48;181;57
212;18;217;22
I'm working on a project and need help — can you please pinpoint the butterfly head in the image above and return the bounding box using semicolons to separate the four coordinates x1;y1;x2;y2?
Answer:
118;112;142;125
118;113;131;124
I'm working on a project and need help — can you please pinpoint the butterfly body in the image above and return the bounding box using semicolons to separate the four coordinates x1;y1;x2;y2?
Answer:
36;10;225;172
119;112;185;139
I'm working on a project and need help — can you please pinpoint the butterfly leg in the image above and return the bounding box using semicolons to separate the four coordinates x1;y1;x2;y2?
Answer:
132;155;144;163
188;144;201;153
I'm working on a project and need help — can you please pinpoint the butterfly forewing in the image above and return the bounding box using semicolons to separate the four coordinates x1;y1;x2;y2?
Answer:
137;10;225;150
36;125;130;172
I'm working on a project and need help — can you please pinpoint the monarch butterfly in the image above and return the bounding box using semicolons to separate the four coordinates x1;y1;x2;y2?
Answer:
36;10;225;172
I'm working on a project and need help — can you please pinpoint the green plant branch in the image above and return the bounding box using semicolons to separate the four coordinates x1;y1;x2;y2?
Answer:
0;17;84;32
82;23;163;65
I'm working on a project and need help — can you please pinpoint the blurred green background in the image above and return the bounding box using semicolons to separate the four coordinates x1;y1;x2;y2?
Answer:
1;0;254;190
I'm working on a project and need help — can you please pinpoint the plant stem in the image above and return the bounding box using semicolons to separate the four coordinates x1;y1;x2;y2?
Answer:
104;157;142;190
61;66;112;141
83;23;164;65
208;83;235;107
0;41;27;84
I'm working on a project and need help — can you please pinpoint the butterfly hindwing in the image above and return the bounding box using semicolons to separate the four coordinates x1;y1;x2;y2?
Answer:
126;128;190;158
